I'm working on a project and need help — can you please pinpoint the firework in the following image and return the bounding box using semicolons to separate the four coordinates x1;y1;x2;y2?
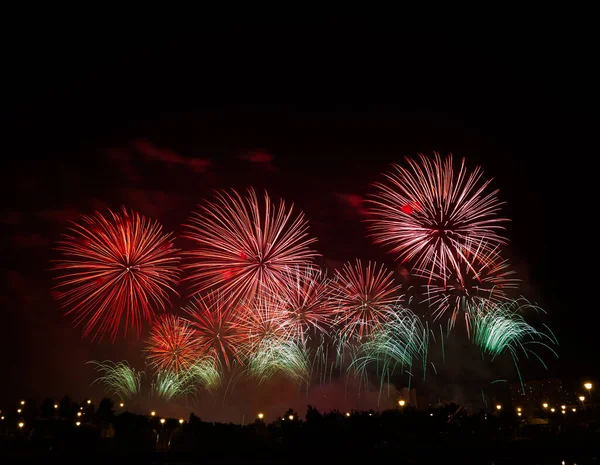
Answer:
329;260;402;341
419;242;519;332
248;338;311;386
469;298;557;385
367;153;508;285
183;189;319;303
53;208;180;341
352;306;429;381
183;293;249;368
150;370;196;401
146;314;199;374
190;356;222;391
268;267;334;342
88;360;143;400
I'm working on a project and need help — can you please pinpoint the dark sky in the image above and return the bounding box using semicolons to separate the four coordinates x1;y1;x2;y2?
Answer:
2;26;598;412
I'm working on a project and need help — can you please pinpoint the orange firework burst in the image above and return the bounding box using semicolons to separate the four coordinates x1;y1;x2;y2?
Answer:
146;314;200;374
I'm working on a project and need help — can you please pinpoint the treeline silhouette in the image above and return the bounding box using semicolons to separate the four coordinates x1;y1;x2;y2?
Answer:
1;397;599;464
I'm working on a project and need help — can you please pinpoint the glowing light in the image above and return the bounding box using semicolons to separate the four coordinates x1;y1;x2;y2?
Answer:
572;408;576;412
53;208;181;341
561;405;566;410
496;404;502;410
87;400;91;405
561;410;565;414
579;396;585;402
367;153;508;285
179;419;184;424
584;382;593;390
551;408;555;412
542;403;548;408
345;412;351;417
258;413;264;420
18;422;24;428
430;413;433;417
20;401;25;406
76;421;81;426
1;416;4;420
54;404;58;409
17;409;21;414
517;407;522;412
517;412;522;417
288;415;294;420
399;400;406;407
151;411;156;416
160;418;165;424
183;188;319;303
119;402;124;408
77;412;82;417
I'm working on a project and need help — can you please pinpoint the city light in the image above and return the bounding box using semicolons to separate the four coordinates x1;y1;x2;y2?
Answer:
579;396;585;402
572;408;576;412
76;421;81;426
561;410;565;414
398;400;406;407
54;404;58;409
496;404;502;410
584;382;592;391
151;411;156;417
77;412;82;417
160;418;165;424
430;413;433;417
542;403;548;409
551;408;556;412
345;412;350;417
20;401;25;406
516;407;522;412
87;400;91;405
517;412;522;417
561;405;566;410
17;409;21;414
257;413;264;420
288;415;294;420
119;403;124;408
1;416;4;420
18;422;24;428
179;419;184;424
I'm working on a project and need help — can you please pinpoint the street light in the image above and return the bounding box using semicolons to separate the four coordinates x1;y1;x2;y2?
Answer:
160;418;165;425
579;396;585;402
584;382;592;391
76;421;81;426
119;403;124;408
179;419;184;424
542;403;548;409
517;407;522;412
1;416;4;420
551;408;556;412
77;412;82;417
288;415;294;420
496;404;502;411
17;409;21;414
345;412;351;417
561;410;566;414
150;411;156;417
561;405;566;410
54;404;58;409
257;413;264;420
517;412;522;417
398;400;406;407
87;400;91;405
572;408;576;412
18;422;24;429
20;401;25;406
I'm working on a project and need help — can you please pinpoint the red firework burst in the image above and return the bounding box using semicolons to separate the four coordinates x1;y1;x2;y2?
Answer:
53;208;180;341
329;260;402;341
269;267;334;342
418;243;520;332
243;291;294;347
183;189;319;303
367;153;508;285
146;314;199;374
183;293;250;368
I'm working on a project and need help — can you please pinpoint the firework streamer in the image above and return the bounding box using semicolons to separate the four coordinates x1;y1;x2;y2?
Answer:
88;360;144;400
146;314;200;374
54;208;180;340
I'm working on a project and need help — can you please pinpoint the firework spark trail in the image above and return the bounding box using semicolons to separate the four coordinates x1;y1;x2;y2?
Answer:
469;298;558;388
183;189;319;303
263;267;334;343
145;314;200;374
247;337;311;386
190;356;222;391
183;292;250;368
53;208;180;341
88;360;143;400
150;369;196;401
351;306;430;384
367;153;508;286
418;242;520;333
329;260;402;342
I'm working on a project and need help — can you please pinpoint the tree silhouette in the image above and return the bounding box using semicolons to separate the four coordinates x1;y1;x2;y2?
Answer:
40;398;54;419
96;397;115;424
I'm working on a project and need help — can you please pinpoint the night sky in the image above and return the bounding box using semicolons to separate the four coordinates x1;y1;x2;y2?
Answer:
2;27;598;416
